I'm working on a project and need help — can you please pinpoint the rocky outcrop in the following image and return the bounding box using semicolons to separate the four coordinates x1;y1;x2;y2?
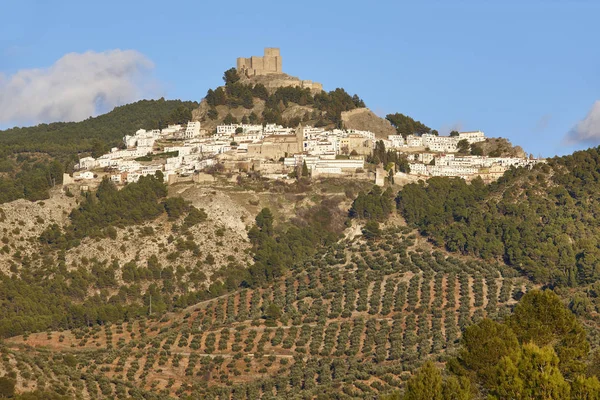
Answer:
472;137;526;158
341;108;397;139
239;73;323;94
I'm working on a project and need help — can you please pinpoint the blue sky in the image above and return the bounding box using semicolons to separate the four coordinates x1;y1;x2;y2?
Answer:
1;0;599;157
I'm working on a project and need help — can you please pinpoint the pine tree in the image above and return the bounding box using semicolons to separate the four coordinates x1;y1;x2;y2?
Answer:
301;161;309;177
403;361;443;400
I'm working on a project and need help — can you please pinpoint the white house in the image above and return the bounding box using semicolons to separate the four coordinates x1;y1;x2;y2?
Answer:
184;121;201;139
388;135;405;148
78;157;97;170
406;135;424;147
458;131;486;144
74;171;95;180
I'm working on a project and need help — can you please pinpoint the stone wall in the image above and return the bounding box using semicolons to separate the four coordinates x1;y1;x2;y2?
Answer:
237;48;282;76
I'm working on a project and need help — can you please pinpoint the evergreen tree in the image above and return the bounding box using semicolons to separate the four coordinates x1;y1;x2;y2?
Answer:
508;290;589;377
403;361;443;400
301;161;309;177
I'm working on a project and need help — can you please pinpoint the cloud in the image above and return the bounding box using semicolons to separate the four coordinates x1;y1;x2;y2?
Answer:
565;101;600;145
0;49;159;126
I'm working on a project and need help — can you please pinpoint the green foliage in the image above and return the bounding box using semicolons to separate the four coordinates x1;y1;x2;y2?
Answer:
0;377;15;398
0;159;64;203
457;139;470;154
403;361;443;400
205;76;364;128
263;303;281;327
492;343;571;399
396;148;600;286
223;68;241;86
508;290;589;377
350;185;394;221
386;113;431;137
368;141;411;172
183;207;208;228
14;391;70;400
362;220;381;240
457;318;520;385
383;361;472;400
223;113;237;125
301;160;309;177
162;197;188;220
447;291;596;399
246;202;344;286
253;208;274;237
68;176;167;239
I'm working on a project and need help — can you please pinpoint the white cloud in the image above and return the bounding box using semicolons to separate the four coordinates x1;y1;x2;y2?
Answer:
0;49;159;126
565;101;600;145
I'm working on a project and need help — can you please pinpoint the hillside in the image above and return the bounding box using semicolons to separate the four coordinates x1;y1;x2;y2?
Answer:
0;99;198;204
396;146;600;287
341;108;397;139
2;215;532;399
2;151;600;398
1;65;599;399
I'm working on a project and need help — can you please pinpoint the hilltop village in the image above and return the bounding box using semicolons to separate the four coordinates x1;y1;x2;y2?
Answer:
72;48;544;186
73;121;544;186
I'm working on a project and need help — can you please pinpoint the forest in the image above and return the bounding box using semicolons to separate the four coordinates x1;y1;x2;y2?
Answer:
396;146;600;286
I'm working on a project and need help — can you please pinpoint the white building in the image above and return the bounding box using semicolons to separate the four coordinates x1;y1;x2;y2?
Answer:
406;135;424;147
78;157;97;170
458;131;486;144
388;135;405;148
161;124;183;136
421;134;459;152
74;171;95;180
184;122;201;139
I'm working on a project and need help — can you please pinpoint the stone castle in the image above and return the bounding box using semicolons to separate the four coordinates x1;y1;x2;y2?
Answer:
236;48;323;93
236;48;282;76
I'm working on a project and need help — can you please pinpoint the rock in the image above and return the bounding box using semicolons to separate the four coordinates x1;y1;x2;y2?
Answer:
341;108;397;139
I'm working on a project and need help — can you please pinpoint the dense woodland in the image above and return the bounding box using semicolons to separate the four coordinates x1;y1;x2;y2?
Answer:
396;146;600;287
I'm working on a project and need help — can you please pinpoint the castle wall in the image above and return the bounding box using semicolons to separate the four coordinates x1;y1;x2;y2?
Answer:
250;56;264;72
237;48;283;76
264;48;280;58
236;48;320;92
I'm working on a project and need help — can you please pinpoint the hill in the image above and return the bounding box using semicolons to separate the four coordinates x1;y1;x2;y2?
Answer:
396;146;600;287
341;108;397;139
0;99;198;204
1;150;600;398
0;64;598;399
1;201;532;398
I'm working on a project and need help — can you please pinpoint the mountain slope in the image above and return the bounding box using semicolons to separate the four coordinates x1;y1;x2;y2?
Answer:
396;146;600;287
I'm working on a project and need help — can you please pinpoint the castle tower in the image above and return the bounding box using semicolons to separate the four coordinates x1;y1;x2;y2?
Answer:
264;48;282;73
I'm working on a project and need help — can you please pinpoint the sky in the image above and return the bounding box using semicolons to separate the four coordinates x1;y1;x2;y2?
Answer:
1;0;599;157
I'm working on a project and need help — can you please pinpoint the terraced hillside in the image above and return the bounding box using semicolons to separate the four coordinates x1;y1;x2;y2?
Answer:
2;225;532;399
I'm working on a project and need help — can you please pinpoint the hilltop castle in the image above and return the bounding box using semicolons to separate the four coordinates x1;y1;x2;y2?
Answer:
236;48;282;76
236;48;323;93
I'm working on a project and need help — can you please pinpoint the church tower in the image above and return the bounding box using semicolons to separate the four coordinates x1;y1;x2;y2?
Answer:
295;124;304;153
